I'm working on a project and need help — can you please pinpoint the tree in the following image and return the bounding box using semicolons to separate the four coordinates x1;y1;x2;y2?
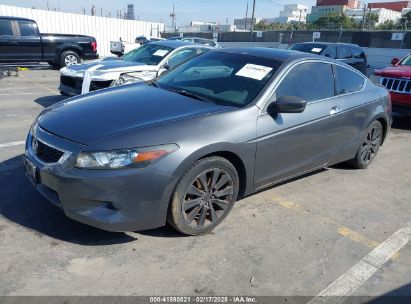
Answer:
311;12;359;30
366;12;379;29
376;20;396;30
399;11;411;30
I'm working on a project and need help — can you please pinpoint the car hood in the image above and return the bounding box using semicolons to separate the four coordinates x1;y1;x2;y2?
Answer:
62;59;157;76
375;65;411;78
37;84;229;145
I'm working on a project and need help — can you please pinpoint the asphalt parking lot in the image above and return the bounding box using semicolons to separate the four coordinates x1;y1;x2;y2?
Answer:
0;67;410;300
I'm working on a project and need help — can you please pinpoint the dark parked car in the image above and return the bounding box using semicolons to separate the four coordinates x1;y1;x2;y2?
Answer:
0;16;98;68
24;48;391;235
168;36;220;48
291;42;367;74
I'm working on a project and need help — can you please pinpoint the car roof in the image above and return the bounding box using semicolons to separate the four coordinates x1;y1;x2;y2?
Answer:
214;47;320;62
293;42;361;48
0;16;35;22
149;39;201;48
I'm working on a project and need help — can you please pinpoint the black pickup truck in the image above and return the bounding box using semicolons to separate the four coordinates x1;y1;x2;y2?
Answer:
0;16;98;68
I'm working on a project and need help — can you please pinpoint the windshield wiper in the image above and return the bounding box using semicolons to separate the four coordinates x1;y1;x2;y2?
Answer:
168;89;211;102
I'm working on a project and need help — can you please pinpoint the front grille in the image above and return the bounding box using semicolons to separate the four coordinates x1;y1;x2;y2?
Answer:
380;77;411;94
61;75;83;90
90;80;113;91
32;138;65;163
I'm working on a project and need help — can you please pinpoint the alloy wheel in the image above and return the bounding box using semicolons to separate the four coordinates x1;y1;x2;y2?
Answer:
65;55;78;66
360;125;382;165
182;169;234;229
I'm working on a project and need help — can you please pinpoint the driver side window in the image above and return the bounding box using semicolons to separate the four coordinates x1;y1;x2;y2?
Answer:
275;62;335;103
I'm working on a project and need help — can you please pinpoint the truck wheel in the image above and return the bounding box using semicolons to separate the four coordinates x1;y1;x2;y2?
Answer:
60;51;80;67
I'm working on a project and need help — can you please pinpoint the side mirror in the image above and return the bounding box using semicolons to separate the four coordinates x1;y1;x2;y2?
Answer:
391;57;400;65
267;95;307;115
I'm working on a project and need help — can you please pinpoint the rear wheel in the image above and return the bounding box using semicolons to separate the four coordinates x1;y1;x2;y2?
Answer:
60;51;80;67
167;156;239;235
348;121;383;169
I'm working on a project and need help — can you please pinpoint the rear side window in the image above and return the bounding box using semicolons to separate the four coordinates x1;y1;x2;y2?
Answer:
0;20;13;36
18;21;37;36
275;62;335;102
350;47;365;59
338;46;352;59
335;65;364;94
323;46;337;59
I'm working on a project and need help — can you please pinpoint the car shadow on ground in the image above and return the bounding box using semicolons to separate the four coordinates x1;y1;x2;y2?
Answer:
0;155;138;246
34;95;67;108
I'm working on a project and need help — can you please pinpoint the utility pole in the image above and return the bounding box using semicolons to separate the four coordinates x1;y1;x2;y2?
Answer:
250;0;256;42
245;2;249;30
368;4;372;30
170;5;176;33
362;4;366;30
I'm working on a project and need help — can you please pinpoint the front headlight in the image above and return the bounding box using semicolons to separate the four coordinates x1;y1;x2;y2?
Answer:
370;72;382;84
113;71;157;87
75;144;179;169
112;73;140;87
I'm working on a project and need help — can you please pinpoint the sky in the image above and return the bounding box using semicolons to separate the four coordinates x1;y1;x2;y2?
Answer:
0;0;399;25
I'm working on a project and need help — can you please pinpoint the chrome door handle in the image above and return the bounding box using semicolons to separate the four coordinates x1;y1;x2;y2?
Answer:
330;106;342;115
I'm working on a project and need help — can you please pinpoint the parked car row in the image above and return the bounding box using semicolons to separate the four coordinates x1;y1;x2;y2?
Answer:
24;46;392;235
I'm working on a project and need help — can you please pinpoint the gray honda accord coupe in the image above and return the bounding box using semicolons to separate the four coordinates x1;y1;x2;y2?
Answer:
24;48;392;235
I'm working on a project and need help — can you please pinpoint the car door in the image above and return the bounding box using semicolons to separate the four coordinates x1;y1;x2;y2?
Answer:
0;19;19;62
16;20;42;61
254;61;345;189
337;45;354;68
331;64;369;163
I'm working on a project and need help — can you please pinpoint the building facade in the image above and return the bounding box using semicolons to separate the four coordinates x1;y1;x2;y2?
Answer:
316;0;359;8
308;5;347;22
234;17;262;30
367;1;411;12
345;7;402;24
275;4;309;24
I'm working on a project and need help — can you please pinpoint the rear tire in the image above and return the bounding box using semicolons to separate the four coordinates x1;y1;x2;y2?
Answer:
167;156;239;236
348;121;383;169
60;51;80;67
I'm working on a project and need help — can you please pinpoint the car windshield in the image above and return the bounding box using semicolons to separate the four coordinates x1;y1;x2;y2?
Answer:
121;44;174;65
291;43;327;55
400;55;411;66
155;51;282;107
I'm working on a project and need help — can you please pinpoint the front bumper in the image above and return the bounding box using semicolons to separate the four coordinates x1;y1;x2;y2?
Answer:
389;92;411;115
23;125;177;232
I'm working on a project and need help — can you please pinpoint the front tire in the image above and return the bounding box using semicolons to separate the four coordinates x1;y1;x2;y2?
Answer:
60;51;80;67
167;156;239;236
348;120;383;169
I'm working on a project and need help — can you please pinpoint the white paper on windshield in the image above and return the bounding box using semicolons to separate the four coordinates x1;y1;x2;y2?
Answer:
235;64;273;80
153;49;169;57
311;47;322;53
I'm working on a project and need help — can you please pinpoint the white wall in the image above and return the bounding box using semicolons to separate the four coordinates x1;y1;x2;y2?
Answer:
0;5;164;57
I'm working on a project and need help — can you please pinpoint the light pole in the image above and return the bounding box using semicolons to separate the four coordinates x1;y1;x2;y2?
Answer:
250;0;256;42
